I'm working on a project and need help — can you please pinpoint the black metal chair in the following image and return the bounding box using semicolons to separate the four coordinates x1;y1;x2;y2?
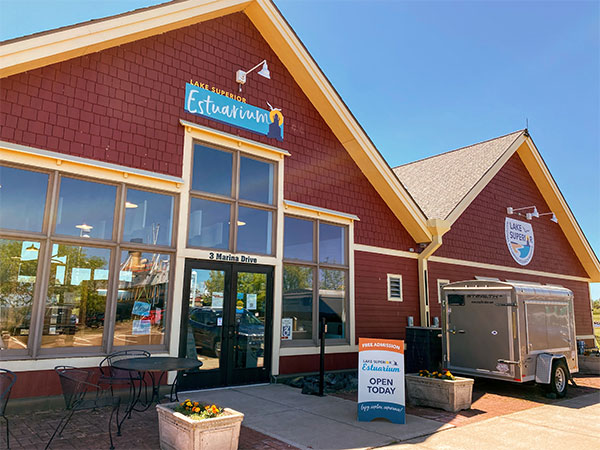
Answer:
0;369;16;449
98;350;150;414
99;350;150;390
46;366;120;450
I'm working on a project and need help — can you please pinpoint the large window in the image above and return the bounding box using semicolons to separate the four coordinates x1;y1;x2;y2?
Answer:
0;163;176;358
282;216;349;344
188;143;276;255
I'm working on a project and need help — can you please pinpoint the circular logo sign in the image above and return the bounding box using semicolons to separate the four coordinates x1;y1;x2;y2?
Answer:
505;217;534;266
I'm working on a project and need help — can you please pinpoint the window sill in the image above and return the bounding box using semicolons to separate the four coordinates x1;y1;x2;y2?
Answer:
0;350;170;372
279;343;358;356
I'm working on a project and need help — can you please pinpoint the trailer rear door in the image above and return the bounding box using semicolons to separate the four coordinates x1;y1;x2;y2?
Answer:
446;292;514;376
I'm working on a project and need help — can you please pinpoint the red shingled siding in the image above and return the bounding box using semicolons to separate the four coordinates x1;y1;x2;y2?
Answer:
427;261;593;345
279;352;357;375
435;153;587;278
0;13;414;251
354;251;420;337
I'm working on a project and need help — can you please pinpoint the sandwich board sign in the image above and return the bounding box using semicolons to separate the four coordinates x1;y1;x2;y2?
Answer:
358;338;405;424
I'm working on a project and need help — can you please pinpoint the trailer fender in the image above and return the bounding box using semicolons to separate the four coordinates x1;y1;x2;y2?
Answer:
535;353;568;384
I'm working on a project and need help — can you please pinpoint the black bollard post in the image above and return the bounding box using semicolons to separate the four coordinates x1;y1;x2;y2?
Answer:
319;317;326;397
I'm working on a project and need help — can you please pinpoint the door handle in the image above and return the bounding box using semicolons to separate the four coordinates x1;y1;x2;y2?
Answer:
449;328;465;335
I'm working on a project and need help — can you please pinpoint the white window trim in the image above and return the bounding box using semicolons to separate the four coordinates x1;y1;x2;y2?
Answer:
387;274;403;302
437;279;450;303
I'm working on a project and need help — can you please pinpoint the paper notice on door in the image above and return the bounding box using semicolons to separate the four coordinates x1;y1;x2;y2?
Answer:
212;292;223;308
247;294;257;310
281;318;293;340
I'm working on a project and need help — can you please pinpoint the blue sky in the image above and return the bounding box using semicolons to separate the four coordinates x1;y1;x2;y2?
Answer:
1;0;598;297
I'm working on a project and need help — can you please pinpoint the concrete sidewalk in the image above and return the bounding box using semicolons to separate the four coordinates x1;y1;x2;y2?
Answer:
183;384;452;450
383;391;600;449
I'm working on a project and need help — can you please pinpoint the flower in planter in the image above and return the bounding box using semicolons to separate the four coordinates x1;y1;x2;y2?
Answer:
174;399;223;420
418;369;456;380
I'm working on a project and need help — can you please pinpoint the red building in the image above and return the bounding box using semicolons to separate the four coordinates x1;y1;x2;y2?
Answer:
0;0;597;403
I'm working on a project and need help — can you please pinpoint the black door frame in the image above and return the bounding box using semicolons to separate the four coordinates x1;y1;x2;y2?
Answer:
179;258;274;390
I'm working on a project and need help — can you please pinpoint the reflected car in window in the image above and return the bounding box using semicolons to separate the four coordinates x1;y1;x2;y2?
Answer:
189;307;264;358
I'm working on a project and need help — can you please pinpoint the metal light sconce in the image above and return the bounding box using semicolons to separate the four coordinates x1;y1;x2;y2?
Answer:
507;206;557;223
506;206;538;220
236;60;270;92
539;212;558;223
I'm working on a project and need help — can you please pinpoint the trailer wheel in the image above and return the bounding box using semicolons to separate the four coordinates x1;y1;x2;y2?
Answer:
547;359;568;398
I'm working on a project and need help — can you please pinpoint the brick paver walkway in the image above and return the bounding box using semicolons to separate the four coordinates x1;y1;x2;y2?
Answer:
334;373;600;427
3;374;597;449
1;405;297;450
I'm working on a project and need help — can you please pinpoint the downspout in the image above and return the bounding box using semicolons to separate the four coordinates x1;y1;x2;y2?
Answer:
417;219;451;327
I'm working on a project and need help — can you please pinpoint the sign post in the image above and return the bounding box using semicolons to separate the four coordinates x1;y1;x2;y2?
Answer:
358;338;405;424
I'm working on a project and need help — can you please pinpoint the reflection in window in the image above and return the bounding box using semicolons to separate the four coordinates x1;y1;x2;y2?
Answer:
319;223;345;265
114;251;169;346
236;207;272;255
123;189;174;246
191;145;233;196
0;239;40;351
319;269;345;339
284;216;314;261
0;165;48;232
188;198;230;249
42;244;110;348
282;215;349;343
54;177;116;240
239;156;274;205
282;265;313;340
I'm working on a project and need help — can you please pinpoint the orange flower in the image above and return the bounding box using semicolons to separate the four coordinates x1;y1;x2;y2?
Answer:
193;402;199;406
211;405;219;414
193;407;200;413
205;405;210;410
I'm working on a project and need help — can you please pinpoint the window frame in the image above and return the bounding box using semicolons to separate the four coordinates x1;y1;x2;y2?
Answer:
387;274;403;302
282;214;350;347
0;162;178;360
187;141;278;256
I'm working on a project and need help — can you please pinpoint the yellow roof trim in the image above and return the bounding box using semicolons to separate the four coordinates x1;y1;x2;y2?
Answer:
439;130;598;281
245;0;431;242
517;138;600;281
0;0;251;78
0;0;432;243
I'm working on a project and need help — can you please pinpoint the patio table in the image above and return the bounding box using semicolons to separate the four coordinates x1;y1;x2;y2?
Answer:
112;356;202;429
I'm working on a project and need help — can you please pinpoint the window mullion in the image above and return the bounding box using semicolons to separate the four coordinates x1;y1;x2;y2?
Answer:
29;237;51;358
104;246;122;355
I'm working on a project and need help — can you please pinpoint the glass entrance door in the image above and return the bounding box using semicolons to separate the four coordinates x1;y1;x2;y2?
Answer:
178;260;273;390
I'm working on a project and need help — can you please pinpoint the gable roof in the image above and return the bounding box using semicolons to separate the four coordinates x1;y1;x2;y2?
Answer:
393;130;525;221
394;131;600;281
0;0;432;243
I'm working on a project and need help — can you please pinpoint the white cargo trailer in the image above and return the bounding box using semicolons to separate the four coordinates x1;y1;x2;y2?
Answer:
441;280;578;397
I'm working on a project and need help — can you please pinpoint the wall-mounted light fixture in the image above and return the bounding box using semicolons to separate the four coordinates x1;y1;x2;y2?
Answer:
236;60;270;92
506;206;538;220
538;212;558;223
507;206;558;223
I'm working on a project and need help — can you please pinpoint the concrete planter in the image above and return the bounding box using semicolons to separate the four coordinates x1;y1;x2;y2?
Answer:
405;373;474;412
156;402;244;450
578;355;600;375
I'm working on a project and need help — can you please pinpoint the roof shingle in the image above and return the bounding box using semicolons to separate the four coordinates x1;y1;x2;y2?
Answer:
393;130;525;220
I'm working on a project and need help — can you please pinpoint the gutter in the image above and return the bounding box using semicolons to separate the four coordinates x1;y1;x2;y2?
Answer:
417;219;451;327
